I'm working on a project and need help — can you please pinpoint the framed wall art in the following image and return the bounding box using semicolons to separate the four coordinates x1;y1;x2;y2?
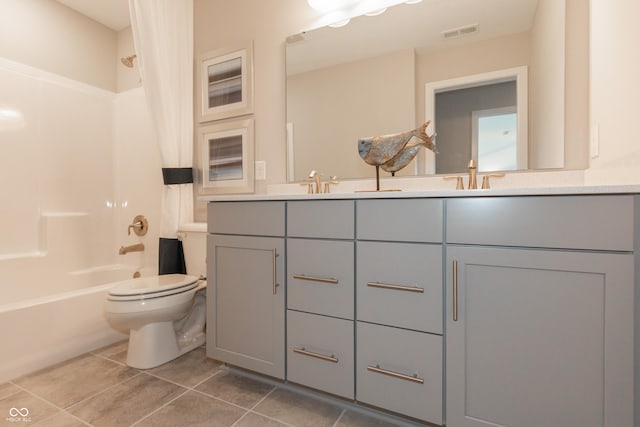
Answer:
198;118;254;195
198;42;254;122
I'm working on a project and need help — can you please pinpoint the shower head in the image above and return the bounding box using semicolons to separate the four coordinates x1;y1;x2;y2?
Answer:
121;54;137;68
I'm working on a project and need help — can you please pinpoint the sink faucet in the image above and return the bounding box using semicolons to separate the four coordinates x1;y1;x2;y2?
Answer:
308;170;321;194
467;160;477;189
119;243;144;255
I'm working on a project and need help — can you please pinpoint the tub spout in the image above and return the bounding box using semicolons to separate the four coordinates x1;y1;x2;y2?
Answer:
119;243;144;255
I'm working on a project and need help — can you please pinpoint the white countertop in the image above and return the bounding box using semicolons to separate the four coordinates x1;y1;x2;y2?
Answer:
199;170;640;202
200;184;640;202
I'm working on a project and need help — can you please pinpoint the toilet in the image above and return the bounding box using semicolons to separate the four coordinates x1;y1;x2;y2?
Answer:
105;274;206;369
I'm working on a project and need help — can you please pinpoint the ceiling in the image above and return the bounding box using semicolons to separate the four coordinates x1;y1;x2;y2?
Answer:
56;0;131;31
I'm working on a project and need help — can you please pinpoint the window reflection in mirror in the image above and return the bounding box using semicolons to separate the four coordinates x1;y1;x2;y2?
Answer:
474;109;518;172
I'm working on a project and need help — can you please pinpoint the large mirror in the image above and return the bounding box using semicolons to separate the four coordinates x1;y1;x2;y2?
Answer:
286;0;588;182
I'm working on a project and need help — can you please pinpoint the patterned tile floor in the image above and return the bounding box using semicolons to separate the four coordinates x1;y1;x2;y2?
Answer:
1;342;416;427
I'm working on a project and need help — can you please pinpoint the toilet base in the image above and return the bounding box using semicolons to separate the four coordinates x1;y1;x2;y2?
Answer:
125;321;206;369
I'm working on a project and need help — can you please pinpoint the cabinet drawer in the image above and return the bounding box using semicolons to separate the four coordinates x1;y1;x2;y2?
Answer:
287;200;354;239
288;239;354;319
356;322;442;423
208;201;285;236
287;311;354;399
357;241;442;333
357;199;443;242
446;195;634;251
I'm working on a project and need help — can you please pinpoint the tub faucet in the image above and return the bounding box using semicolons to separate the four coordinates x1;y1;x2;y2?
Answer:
119;243;144;255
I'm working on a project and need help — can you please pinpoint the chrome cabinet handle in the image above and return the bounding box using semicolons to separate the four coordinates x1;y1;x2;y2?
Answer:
293;347;338;363
367;364;424;384
452;259;458;322
292;274;339;284
367;281;424;293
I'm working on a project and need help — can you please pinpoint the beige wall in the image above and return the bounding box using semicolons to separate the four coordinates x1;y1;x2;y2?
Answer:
194;0;316;191
193;0;317;218
0;0;118;91
587;0;640;179
529;0;565;169
287;49;416;181
564;0;589;170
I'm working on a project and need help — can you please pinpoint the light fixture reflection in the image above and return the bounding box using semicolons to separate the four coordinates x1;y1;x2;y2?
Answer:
308;0;353;12
0;107;25;132
365;8;387;16
329;18;351;27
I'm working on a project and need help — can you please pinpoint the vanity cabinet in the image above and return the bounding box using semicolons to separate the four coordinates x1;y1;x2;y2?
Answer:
286;200;355;399
206;202;285;379
355;199;443;424
206;194;638;427
445;196;635;427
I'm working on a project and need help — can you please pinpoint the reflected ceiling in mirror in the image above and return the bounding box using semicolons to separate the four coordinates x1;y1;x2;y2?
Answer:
286;0;577;182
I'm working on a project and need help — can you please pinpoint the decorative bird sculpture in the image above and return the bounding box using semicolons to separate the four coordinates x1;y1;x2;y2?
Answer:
357;121;437;190
358;121;436;169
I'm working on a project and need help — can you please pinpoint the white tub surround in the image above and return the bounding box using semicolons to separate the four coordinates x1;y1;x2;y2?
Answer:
0;269;133;383
0;57;160;383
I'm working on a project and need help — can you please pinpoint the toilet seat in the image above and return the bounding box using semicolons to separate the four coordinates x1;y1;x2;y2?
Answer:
108;274;200;301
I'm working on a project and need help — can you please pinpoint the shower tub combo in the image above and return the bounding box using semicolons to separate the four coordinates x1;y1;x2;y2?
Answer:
0;264;136;383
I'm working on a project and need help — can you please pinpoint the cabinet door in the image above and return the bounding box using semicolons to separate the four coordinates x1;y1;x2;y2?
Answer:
207;234;285;379
446;246;634;427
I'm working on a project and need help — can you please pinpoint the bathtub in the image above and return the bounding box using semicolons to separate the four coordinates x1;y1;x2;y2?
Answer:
0;265;139;383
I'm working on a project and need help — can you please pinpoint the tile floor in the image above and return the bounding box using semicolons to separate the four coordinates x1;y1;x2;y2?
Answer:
1;342;418;427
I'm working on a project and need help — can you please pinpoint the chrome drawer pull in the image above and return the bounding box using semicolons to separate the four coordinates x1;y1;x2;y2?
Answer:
367;364;424;384
366;281;424;293
293;274;339;284
293;347;338;363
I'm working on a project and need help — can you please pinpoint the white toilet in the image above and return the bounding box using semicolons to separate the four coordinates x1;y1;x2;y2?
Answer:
105;274;206;369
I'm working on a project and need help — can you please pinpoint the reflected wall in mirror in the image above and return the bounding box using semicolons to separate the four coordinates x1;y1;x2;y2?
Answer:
286;0;589;182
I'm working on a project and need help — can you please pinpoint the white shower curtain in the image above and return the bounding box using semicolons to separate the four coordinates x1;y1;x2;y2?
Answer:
128;0;194;237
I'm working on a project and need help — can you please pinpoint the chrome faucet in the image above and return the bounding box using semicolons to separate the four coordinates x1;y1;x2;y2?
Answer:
467;160;477;189
119;243;144;255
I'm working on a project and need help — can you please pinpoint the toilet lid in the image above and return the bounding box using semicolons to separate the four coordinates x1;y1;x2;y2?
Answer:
108;274;200;300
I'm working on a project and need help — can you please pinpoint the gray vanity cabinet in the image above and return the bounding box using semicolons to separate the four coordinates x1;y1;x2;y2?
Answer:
206;202;285;379
205;194;638;426
286;200;355;398
445;196;635;427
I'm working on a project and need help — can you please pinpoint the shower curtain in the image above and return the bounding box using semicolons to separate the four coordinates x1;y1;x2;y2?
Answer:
128;0;194;238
